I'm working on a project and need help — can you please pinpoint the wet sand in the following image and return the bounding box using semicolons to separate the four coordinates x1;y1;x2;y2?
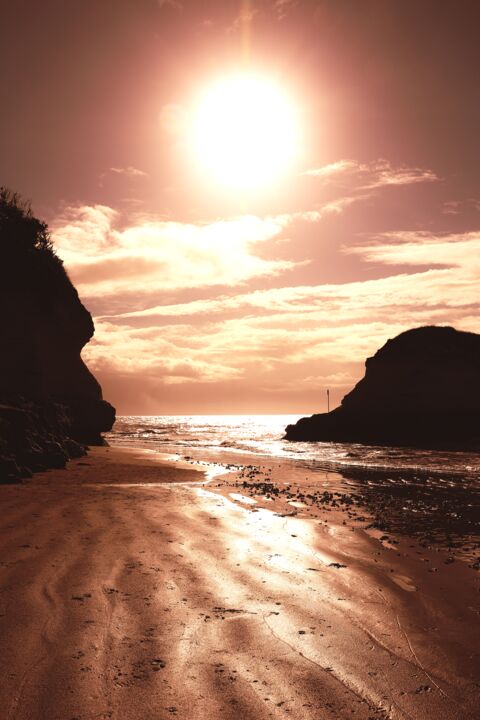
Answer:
0;447;478;720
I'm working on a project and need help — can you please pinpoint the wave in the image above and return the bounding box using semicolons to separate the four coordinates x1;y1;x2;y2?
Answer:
106;415;480;482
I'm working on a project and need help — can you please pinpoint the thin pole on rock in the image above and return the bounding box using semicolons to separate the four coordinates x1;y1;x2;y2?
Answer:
327;389;330;413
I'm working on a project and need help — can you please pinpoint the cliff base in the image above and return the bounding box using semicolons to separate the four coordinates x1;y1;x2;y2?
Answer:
286;326;480;450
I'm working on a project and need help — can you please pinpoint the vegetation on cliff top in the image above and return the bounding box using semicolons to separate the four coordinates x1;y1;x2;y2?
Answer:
0;187;79;313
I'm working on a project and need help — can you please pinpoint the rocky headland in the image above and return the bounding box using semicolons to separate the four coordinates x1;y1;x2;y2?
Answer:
285;326;480;449
0;189;115;482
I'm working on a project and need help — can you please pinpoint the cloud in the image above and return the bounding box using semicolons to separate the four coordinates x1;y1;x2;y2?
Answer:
52;194;369;302
88;230;480;399
157;0;183;9
98;166;148;189
109;166;148;178
442;198;480;215
362;161;438;190
304;159;438;190
303;160;358;178
313;194;370;217
53;205;118;255
271;194;370;228
52;208;300;298
228;2;258;33
85;319;242;385
50;158;479;411
275;0;299;20
345;231;480;267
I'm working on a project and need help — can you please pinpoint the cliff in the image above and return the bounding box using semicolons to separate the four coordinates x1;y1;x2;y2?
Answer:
285;326;480;449
0;188;115;482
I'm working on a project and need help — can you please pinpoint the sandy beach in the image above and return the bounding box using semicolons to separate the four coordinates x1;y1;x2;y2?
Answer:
0;446;478;720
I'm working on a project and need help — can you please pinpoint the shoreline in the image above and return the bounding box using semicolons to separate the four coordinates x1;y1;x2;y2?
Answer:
128;442;479;567
0;445;478;720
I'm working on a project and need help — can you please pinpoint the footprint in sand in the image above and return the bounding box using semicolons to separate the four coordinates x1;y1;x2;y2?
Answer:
391;574;417;592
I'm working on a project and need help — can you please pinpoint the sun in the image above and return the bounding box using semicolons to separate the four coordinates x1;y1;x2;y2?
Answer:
192;73;299;192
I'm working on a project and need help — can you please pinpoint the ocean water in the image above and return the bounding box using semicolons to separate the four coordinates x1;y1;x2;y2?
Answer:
107;415;480;480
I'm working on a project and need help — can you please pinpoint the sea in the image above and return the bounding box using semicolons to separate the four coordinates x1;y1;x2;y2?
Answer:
107;415;480;480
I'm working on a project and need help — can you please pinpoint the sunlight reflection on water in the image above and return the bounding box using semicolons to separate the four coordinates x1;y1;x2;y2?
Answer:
107;415;480;481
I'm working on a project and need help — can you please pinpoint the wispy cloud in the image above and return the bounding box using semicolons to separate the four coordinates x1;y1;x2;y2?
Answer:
345;231;480;267
362;161;438;190
109;166;148;178
305;159;438;190
442;198;480;215
98;166;148;189
274;196;368;225
303;160;358;178
157;0;183;10
275;0;299;20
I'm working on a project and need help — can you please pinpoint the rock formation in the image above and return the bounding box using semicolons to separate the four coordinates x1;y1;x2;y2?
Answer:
285;326;480;449
0;188;115;482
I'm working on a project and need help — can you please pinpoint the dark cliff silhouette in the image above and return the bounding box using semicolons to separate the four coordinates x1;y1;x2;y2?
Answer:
285;326;480;449
0;188;115;481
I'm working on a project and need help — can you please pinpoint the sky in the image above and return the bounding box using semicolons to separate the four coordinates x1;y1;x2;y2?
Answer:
1;0;480;414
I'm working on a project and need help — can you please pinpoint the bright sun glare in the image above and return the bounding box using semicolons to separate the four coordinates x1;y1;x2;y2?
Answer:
192;73;299;192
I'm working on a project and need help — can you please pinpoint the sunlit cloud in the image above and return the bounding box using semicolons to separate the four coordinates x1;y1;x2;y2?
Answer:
53;205;118;255
87;231;480;397
115;217;480;326
50;158;478;410
52;195;364;300
86;320;242;385
52;208;299;297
